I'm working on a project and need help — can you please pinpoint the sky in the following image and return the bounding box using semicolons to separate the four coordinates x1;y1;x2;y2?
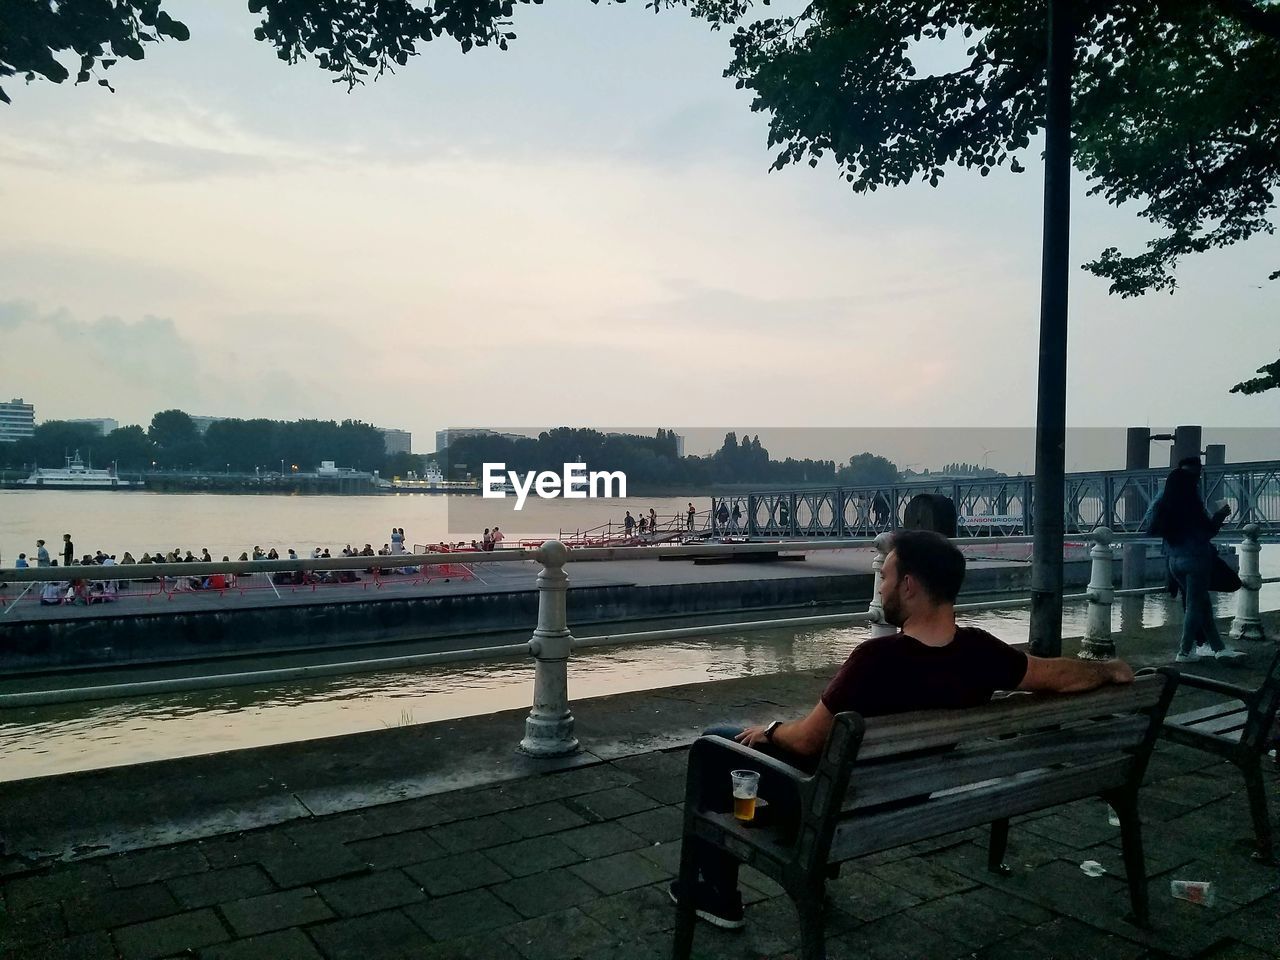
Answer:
1;1;1277;466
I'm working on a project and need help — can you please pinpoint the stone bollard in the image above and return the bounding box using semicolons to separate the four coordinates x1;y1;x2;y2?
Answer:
1230;524;1267;643
519;540;580;757
1078;527;1116;660
866;532;898;638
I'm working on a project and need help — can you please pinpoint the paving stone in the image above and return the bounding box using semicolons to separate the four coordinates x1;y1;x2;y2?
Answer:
739;866;785;899
347;797;452;835
1212;894;1280;955
1074;839;1195;882
199;832;297;871
502;907;615;960
627;773;685;806
485;836;583;878
3;863;114;913
314;870;425;917
429;814;524;853
634;840;681;879
404;887;521;941
563;786;658;822
910;887;1048;951
558;822;647;859
403;852;510;897
825;870;922;926
345;829;446;869
63;883;182;935
577;930;675;960
111;908;229;960
219;887;334;937
197;927;324;960
1;930;116;960
431;786;524;820
307;908;427;960
866;856;980;901
1144;772;1239;811
490;867;599;918
977;916;1147;960
827;910;971;960
259;844;368;888
497;800;589;839
569;850;669;895
108;847;210;888
165;865;276;910
1;900;66;949
617;806;683;843
413;930;514;960
1019;812;1121;850
580;882;678;937
1196;941;1280;960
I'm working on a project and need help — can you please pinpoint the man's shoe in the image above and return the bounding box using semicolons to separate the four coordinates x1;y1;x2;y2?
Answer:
668;880;745;930
1175;652;1201;663
1214;648;1248;661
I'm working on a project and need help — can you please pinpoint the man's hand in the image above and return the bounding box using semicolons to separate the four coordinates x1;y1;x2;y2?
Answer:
1105;659;1135;684
736;725;772;747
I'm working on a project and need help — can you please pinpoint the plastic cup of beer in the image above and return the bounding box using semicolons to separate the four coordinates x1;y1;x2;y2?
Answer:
731;769;761;822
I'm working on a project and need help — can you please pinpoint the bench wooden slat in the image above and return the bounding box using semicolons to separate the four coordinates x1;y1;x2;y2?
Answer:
831;757;1131;861
1167;703;1248;726
1174;712;1247;737
857;682;1166;759
845;715;1149;811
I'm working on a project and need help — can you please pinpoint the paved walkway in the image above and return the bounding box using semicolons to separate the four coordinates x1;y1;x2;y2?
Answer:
2;615;1276;960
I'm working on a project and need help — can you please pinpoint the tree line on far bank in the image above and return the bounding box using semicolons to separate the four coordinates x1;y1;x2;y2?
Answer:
3;415;1015;488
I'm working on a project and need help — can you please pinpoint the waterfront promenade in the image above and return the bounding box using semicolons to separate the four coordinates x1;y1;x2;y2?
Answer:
2;611;1276;960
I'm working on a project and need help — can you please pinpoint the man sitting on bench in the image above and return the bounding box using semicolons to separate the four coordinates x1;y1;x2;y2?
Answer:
673;530;1136;929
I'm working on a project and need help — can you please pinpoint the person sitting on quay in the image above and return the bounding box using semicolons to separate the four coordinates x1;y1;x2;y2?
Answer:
201;548;213;563
40;569;65;605
15;553;28;569
491;526;505;549
671;530;1136;931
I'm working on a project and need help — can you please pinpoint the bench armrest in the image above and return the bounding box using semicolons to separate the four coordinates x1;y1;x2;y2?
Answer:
684;735;811;824
1175;673;1256;703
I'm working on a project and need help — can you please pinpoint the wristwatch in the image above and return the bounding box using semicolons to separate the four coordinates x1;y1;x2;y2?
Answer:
764;720;783;742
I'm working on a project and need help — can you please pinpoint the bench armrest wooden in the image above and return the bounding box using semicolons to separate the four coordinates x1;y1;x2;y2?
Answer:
1175;673;1256;704
684;735;811;822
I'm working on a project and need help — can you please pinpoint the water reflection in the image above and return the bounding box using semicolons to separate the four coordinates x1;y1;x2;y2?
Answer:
1;580;1275;782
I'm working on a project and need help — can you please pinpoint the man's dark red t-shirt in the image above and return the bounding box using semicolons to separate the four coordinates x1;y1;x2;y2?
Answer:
821;627;1028;718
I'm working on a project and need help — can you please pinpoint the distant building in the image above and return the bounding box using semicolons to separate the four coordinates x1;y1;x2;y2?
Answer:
435;428;527;450
65;418;119;436
378;427;412;455
0;398;35;443
188;415;227;435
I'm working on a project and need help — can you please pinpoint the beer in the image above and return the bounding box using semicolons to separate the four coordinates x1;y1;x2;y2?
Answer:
730;769;760;822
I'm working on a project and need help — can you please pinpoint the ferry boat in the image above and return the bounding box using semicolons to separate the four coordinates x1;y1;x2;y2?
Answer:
18;452;136;489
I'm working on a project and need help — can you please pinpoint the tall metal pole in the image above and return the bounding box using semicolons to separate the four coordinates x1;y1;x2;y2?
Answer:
1028;0;1074;657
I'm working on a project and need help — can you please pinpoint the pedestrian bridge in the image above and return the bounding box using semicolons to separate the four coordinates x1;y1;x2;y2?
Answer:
711;460;1280;539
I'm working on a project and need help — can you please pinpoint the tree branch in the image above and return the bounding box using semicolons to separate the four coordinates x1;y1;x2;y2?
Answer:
1208;0;1280;41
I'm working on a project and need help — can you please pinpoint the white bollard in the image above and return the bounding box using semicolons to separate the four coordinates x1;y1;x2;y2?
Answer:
1078;526;1115;660
867;532;898;638
1230;524;1266;643
519;540;580;757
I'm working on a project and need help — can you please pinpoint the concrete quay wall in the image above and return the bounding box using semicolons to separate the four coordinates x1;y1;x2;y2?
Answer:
0;553;1173;676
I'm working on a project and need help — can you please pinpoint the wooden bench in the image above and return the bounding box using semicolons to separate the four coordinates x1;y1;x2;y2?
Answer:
672;671;1177;960
1161;645;1280;863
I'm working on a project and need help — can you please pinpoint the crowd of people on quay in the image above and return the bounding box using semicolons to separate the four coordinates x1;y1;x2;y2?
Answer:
6;526;498;605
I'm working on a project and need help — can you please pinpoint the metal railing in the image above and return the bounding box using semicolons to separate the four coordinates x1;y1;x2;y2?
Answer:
709;460;1280;539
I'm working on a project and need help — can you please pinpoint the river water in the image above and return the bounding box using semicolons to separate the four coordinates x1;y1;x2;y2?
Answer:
0;490;697;562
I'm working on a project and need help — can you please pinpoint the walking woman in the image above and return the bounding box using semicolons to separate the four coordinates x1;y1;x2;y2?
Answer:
1145;457;1246;663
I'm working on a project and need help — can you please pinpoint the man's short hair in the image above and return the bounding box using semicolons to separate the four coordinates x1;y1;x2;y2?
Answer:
889;530;966;603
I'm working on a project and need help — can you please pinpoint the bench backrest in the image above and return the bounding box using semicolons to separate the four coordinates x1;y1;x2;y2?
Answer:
794;671;1176;870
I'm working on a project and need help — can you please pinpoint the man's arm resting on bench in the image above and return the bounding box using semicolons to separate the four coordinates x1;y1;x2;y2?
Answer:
737;701;834;758
1019;655;1134;694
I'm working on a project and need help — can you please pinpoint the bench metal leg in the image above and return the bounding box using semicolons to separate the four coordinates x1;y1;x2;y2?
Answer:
1240;760;1275;863
1114;797;1150;928
988;818;1011;875
795;883;826;960
671;836;699;960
